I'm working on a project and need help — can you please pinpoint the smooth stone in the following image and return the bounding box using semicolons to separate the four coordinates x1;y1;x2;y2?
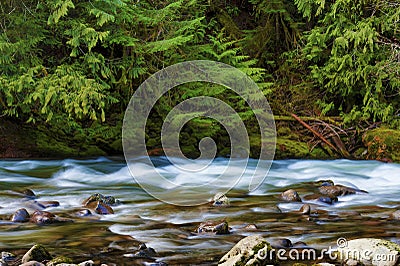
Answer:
218;235;275;266
196;220;229;235
390;210;400;220
272;238;292;248
315;263;335;266
336;238;400;266
299;204;311;215
10;208;30;222
212;192;230;207
21;244;52;263
20;261;45;266
281;189;302;202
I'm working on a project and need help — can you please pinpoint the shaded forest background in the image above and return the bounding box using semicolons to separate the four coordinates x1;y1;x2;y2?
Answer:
0;0;399;160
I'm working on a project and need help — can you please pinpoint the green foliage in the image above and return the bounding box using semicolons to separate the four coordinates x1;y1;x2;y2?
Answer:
293;0;400;127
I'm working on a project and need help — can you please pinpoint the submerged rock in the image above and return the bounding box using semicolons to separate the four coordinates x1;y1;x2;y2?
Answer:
335;238;400;266
281;189;302;202
218;235;275;266
10;208;30;222
21;244;52;263
212;192;230;207
30;210;72;224
196;220;229;235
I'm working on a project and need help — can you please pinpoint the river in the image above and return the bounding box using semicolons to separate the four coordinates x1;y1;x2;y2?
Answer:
0;157;399;265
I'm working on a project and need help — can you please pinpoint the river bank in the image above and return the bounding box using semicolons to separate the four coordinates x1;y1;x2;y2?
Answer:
1;118;399;162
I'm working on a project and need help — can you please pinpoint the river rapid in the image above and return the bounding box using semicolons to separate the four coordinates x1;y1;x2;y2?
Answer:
0;157;399;265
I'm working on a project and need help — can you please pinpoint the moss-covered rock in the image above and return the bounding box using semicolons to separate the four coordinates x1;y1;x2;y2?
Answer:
335;238;400;266
218;235;276;266
363;127;400;162
22;244;52;263
46;256;73;266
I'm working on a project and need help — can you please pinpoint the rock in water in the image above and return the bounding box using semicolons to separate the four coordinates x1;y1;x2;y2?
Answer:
218;235;275;266
390;210;400;220
93;201;114;215
212;192;230;207
336;238;400;266
281;189;302;202
21;244;52;263
299;204;311;215
10;208;30;222
319;185;357;197
82;193;118;207
196;220;229;235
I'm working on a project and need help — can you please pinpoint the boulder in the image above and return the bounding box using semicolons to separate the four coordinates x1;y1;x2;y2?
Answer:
218;235;275;266
335;238;400;266
21;244;52;263
280;189;302;202
30;210;71;224
196;220;229;235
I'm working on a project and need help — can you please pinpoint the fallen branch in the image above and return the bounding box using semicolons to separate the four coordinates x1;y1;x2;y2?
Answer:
290;113;352;158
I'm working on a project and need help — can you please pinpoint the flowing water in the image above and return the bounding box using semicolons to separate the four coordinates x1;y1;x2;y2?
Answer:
0;157;399;265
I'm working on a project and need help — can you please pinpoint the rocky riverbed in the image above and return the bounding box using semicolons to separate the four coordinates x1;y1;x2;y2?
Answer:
0;158;399;265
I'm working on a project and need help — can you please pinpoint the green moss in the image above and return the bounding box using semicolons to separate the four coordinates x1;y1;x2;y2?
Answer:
363;127;400;162
46;256;73;266
276;137;331;159
26;244;52;262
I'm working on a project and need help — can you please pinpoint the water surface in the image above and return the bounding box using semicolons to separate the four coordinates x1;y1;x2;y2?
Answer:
0;158;399;265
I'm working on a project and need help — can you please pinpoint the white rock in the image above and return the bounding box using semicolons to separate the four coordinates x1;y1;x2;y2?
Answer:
218;235;274;266
336;238;400;266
